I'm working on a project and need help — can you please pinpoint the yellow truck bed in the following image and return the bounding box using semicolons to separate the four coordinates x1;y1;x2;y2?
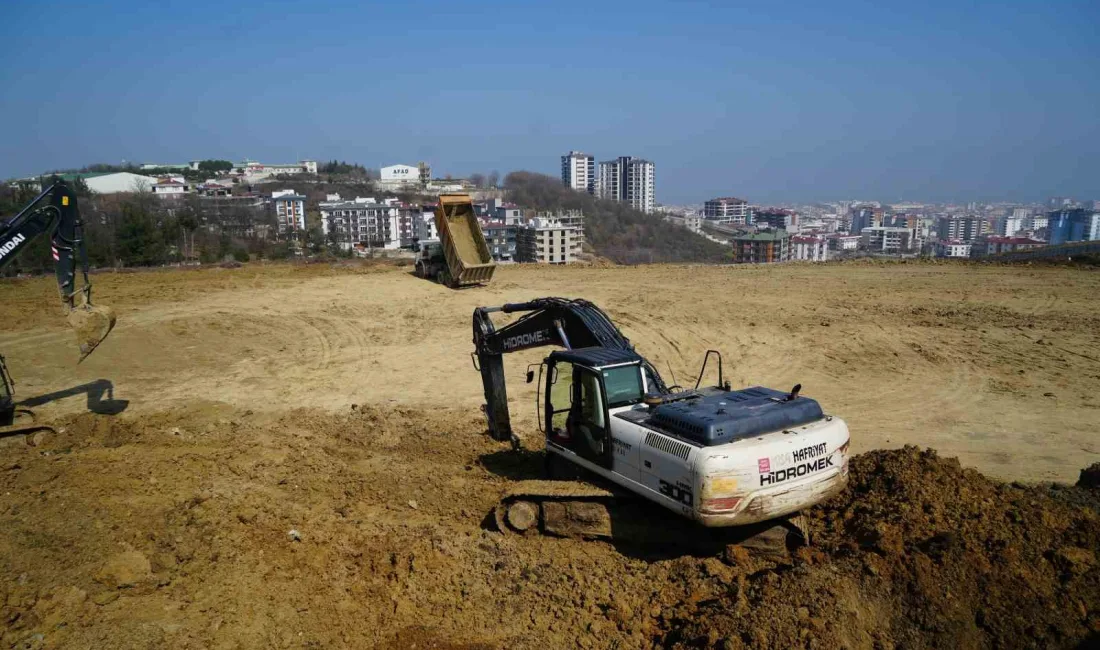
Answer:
434;194;496;287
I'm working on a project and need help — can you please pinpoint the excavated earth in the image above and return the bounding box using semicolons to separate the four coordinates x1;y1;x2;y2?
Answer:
1;260;1099;648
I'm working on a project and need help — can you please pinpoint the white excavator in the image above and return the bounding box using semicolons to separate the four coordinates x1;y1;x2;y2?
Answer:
472;298;849;549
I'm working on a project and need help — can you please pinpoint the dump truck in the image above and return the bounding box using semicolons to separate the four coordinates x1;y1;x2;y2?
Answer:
430;194;495;288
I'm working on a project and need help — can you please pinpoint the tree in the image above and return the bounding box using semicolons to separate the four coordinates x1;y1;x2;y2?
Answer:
197;159;234;173
469;173;486;188
487;170;500;189
504;171;731;264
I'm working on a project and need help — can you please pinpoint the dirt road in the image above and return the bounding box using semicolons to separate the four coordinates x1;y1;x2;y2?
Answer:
1;261;1098;648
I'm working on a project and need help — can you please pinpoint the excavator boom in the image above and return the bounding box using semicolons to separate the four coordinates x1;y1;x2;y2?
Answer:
1;179;116;431
473;297;666;444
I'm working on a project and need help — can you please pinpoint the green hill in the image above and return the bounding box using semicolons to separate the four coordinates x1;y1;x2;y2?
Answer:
504;171;730;264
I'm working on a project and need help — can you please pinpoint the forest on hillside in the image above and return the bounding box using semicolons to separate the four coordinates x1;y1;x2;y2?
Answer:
504;172;730;264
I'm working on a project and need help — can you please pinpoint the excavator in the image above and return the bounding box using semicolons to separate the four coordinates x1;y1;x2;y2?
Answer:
1;180;116;435
473;298;850;551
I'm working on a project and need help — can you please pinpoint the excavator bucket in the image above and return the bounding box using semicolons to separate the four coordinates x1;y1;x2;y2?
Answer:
67;304;116;361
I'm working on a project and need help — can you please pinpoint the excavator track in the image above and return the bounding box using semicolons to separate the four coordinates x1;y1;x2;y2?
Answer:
493;479;810;558
0;409;56;442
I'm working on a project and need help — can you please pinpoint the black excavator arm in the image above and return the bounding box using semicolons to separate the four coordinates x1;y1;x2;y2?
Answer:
1;180;116;428
472;297;667;443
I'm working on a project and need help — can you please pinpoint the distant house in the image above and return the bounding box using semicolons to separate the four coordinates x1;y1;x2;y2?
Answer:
152;177;191;198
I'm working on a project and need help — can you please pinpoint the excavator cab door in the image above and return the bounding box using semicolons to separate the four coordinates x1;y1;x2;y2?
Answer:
545;360;613;470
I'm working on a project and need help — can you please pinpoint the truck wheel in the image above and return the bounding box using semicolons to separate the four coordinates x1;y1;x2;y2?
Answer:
439;269;452;287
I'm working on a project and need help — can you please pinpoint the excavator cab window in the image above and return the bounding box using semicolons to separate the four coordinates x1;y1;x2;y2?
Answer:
573;367;611;467
601;363;644;407
547;361;574;439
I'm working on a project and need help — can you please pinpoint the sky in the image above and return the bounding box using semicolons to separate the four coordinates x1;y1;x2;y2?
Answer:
1;0;1097;204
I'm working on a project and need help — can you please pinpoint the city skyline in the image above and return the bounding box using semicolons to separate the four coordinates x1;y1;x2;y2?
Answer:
2;1;1098;205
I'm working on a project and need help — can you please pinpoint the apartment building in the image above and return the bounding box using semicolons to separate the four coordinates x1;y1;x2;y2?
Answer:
703;197;751;224
827;234;861;252
976;236;1047;256
861;226;919;253
935;240;972;258
535;210;586;248
561;151;596;195
1048;209;1100;245
515;219;578;264
598;156;655;213
271;190;307;235
318;198;401;250
484;222;519;262
754;209;797;231
937;216;988;242
730;230;790;264
790;235;828;262
849;205;885;234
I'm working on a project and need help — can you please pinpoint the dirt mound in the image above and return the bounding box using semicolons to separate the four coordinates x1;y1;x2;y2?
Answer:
2;403;1098;649
663;447;1100;649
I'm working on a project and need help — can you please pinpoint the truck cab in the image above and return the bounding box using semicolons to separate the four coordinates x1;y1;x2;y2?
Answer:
542;346;850;527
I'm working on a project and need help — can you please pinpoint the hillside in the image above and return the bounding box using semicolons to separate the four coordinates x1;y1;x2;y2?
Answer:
504;171;731;264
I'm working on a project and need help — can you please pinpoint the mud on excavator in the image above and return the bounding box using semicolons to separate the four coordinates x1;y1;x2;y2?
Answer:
473;298;850;553
1;180;116;436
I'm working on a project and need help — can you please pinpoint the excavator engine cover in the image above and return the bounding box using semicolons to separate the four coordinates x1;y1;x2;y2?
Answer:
648;386;824;446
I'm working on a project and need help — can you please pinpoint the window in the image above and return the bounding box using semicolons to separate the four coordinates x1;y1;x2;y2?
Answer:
578;370;605;429
548;362;574;434
602;365;643;407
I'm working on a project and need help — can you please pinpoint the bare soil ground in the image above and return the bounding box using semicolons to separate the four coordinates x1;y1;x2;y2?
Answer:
1;260;1098;648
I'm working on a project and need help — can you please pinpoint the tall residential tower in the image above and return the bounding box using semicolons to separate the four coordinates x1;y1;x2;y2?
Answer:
561;151;596;195
598;156;655;213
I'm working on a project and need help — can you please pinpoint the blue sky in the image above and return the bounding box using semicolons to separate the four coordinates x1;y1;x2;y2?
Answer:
1;0;1097;204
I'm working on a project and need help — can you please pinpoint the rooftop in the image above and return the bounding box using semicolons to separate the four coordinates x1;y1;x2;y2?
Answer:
732;230;789;242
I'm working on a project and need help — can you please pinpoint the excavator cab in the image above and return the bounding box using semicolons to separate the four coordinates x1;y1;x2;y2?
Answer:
543;348;648;469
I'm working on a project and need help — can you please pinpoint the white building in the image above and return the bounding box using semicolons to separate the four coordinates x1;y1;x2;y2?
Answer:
665;213;703;234
703;197;751;224
272;190;307;235
561;151;596;195
414;212;437;242
790;236;829;262
998;215;1027;237
861;226;919;253
935;240;972;258
378;164;423;191
515;219;579;264
598;156;655;213
152;177;190;198
82;172;159;194
239;160;317;178
319;197;401;250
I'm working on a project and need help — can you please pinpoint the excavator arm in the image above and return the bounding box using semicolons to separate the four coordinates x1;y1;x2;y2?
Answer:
473;297;666;443
1;180;116;428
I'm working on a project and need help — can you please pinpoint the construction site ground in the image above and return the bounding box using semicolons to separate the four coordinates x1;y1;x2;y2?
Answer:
1;260;1098;649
